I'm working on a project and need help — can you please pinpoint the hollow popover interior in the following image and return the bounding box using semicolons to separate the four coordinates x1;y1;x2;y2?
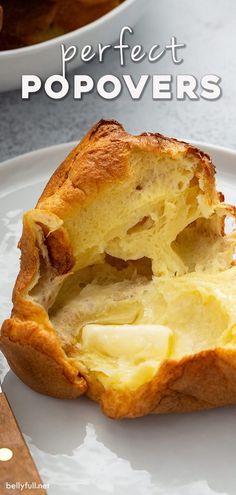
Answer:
27;138;236;390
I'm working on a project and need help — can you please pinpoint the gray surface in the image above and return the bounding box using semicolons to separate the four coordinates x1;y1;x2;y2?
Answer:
0;0;235;162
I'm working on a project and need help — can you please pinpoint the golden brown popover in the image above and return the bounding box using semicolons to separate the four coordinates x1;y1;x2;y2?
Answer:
2;120;236;419
0;1;122;50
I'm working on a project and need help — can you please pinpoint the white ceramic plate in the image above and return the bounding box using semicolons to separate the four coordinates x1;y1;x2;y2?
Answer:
0;0;145;93
1;141;236;495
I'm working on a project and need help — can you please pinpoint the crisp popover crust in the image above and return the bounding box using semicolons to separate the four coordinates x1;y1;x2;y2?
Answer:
1;120;236;419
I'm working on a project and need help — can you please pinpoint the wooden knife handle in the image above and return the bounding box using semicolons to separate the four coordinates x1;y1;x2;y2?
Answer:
0;392;47;495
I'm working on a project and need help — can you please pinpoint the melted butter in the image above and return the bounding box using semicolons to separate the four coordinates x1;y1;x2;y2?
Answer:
73;268;236;391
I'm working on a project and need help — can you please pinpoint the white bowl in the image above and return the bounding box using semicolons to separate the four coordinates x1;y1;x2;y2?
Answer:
0;0;145;93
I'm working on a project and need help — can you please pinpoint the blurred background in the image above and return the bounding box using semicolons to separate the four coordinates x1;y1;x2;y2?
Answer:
0;0;236;161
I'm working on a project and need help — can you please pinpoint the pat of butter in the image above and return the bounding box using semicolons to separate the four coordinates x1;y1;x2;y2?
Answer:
81;324;173;360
